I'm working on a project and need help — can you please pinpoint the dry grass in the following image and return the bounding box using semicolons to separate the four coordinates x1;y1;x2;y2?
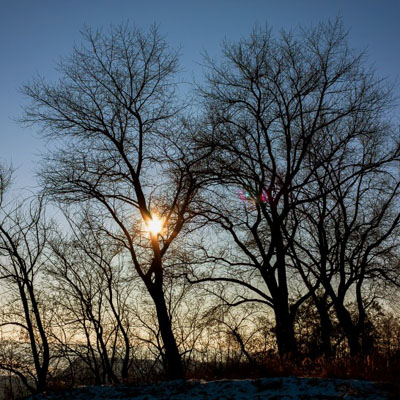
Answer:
184;352;400;384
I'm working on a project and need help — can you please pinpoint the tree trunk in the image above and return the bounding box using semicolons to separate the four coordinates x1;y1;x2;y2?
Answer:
27;283;50;392
36;370;47;393
151;287;184;379
319;309;333;359
231;328;255;366
18;283;48;393
333;301;361;356
273;302;297;359
313;295;333;359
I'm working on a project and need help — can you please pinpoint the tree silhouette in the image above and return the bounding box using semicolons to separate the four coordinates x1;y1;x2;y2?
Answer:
192;19;400;358
21;24;206;379
0;191;52;393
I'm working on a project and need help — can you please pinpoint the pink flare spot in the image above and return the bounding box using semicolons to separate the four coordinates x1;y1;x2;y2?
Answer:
239;190;246;202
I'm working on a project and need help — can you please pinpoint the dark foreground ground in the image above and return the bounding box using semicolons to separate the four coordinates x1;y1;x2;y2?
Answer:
24;377;398;400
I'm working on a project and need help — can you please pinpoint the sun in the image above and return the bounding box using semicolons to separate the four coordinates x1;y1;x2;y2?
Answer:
146;215;164;235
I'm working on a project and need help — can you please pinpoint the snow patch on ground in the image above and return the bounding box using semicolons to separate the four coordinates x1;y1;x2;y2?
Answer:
25;377;394;399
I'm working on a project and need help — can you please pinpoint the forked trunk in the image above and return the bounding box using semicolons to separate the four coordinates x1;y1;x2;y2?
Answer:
333;301;361;356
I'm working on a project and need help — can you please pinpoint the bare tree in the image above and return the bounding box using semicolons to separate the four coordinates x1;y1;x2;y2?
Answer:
192;19;399;359
21;24;206;379
0;163;12;206
0;188;52;393
291;139;400;356
47;211;135;384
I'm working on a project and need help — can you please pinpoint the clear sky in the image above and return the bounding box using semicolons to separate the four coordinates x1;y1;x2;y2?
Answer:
1;0;399;192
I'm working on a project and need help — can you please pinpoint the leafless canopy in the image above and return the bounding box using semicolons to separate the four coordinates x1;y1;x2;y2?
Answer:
191;19;400;357
20;23;206;379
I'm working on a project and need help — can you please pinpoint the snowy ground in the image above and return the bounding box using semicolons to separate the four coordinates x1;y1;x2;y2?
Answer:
24;377;396;399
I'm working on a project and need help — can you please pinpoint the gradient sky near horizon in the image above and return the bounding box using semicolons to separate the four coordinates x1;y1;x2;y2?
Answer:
1;0;399;193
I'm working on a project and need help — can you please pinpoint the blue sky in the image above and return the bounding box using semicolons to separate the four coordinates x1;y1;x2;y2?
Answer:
1;0;399;192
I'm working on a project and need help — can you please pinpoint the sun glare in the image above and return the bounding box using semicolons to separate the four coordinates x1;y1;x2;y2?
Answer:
146;215;164;235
